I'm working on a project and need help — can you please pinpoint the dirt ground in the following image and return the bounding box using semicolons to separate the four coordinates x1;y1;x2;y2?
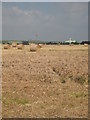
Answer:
2;45;88;118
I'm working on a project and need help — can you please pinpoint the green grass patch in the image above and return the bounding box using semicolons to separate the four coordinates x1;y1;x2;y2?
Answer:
70;92;88;98
40;104;45;109
2;96;29;105
14;98;29;105
74;76;86;85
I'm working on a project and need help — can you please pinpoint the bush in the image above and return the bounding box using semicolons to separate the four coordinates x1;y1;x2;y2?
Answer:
61;79;66;83
74;76;85;85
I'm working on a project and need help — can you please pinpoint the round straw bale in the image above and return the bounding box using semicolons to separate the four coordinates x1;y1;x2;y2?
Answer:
17;44;24;49
38;44;43;48
30;43;38;52
12;42;17;47
84;44;88;47
3;44;10;49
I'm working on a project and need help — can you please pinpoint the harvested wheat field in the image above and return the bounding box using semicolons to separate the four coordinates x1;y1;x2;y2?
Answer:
2;45;88;118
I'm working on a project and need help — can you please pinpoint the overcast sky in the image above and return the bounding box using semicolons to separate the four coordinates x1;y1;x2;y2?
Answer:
0;2;2;40
2;2;88;41
2;0;89;2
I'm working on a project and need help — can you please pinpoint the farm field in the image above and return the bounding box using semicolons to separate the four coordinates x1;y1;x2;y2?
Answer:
2;45;88;118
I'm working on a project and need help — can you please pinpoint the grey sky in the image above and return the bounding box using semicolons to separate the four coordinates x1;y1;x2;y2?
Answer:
2;0;89;2
2;2;88;41
0;2;2;40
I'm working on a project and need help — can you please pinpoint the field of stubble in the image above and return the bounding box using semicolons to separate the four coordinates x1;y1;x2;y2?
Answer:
2;45;88;118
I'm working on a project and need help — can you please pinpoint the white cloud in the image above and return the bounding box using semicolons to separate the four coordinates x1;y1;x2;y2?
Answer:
3;6;56;27
2;3;88;41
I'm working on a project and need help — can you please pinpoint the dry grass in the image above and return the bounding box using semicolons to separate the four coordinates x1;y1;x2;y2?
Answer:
2;45;88;118
3;44;10;49
84;44;88;47
12;42;17;47
17;44;24;49
29;43;38;52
